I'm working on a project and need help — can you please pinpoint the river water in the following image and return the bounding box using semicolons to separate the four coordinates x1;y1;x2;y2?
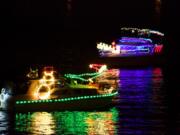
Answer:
0;67;175;135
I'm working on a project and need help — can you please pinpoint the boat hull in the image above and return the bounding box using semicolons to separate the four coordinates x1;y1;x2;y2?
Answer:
15;91;118;112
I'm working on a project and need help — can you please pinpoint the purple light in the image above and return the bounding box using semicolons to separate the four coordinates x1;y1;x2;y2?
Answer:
117;68;166;134
119;37;152;44
97;36;163;57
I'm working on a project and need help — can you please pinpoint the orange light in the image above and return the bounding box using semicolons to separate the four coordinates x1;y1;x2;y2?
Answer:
89;64;93;68
34;68;56;99
112;41;116;46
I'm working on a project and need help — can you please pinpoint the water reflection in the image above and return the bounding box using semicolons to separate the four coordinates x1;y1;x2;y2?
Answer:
0;111;13;135
15;112;55;135
118;67;167;134
15;108;118;134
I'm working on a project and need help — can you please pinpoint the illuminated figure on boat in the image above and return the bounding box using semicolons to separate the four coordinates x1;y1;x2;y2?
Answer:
0;88;11;109
34;69;56;100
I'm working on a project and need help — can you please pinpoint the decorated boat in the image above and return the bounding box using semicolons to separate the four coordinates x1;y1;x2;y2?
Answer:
96;27;165;66
15;65;119;112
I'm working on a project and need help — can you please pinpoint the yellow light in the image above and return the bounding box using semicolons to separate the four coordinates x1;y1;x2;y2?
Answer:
98;65;107;73
42;71;55;86
34;84;51;100
33;70;56;100
89;64;93;68
88;78;94;83
31;112;55;134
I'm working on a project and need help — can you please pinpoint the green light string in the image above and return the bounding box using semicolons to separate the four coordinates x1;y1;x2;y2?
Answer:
64;72;102;82
16;91;118;105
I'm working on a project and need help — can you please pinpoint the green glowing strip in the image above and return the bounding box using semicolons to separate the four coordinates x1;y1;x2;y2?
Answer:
65;72;99;77
64;72;101;82
16;91;118;105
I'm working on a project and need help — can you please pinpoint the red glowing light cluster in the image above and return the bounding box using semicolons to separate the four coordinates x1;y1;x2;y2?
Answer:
89;64;106;71
43;66;55;73
154;45;163;53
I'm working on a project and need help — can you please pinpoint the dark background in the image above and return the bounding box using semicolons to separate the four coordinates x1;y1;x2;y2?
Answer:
0;0;180;78
0;1;180;133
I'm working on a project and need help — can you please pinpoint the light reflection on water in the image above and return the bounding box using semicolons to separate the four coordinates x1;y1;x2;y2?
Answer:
118;67;167;134
1;67;167;134
0;111;13;135
15;108;119;135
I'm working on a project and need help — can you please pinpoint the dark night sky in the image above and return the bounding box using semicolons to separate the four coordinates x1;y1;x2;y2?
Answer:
0;0;180;78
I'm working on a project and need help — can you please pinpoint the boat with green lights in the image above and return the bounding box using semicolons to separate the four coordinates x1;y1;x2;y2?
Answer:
15;65;119;112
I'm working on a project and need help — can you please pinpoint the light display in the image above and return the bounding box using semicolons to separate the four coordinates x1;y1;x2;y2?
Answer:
34;70;56;99
0;88;11;109
65;64;107;83
97;36;163;57
154;44;163;53
121;27;164;37
26;67;39;79
119;37;152;44
64;72;100;82
16;91;118;105
97;42;114;52
89;64;107;73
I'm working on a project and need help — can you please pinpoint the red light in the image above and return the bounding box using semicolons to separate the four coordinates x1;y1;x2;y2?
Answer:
89;64;106;71
43;66;54;73
154;45;163;53
112;41;116;46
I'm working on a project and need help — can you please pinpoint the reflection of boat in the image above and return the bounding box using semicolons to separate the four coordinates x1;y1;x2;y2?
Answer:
96;28;165;66
15;65;119;112
15;107;119;134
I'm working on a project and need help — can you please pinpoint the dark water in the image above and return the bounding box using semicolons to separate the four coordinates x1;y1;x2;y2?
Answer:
0;67;172;135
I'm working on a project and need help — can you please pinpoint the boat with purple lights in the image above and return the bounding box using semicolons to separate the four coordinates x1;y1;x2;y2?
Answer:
96;27;165;66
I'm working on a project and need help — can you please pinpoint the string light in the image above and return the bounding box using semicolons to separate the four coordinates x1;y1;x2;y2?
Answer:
119;37;152;43
16;91;118;105
121;27;164;37
97;33;164;56
65;64;107;82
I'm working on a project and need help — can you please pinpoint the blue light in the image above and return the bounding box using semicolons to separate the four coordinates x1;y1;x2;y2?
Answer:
119;37;152;44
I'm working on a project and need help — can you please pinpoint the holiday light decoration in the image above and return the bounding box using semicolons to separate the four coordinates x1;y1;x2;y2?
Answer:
0;88;11;109
154;44;163;53
121;27;164;37
97;42;115;52
64;72;100;82
34;70;56;99
26;67;39;79
16;91;118;105
97;34;164;57
98;65;107;73
89;64;107;73
65;64;107;83
119;37;153;44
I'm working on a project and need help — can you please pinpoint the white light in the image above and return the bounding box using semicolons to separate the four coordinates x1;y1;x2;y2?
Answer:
0;88;11;109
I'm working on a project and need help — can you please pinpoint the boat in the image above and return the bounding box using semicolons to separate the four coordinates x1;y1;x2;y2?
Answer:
96;27;165;67
15;65;119;112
